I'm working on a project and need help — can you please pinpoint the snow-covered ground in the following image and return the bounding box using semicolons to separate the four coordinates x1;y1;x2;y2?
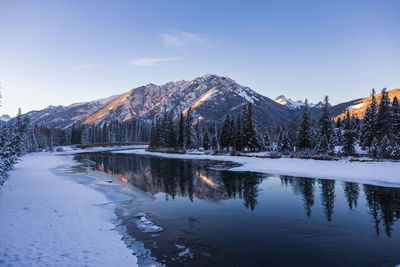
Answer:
0;153;138;266
114;149;400;188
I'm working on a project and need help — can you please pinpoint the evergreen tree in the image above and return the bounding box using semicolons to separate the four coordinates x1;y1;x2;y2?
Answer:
220;115;232;151
316;96;335;153
234;114;243;151
202;128;210;150
165;111;175;148
376;88;392;141
185;108;193;149
391;96;400;143
297;99;312;150
342;109;355;155
380;135;392;159
277;126;292;152
241;104;259;151
178;113;185;149
360;89;377;148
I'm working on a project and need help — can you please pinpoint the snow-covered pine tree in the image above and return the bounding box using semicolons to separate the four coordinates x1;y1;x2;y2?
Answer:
380;135;392;159
391;143;400;159
316;96;335;154
370;137;379;158
360;89;377;148
297;99;312;150
342;109;355;155
277;126;292;152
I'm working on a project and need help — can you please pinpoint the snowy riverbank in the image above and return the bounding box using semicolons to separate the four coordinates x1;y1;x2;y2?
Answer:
0;153;138;266
114;149;400;188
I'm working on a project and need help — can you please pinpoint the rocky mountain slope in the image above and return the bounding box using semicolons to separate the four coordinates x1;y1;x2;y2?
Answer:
22;75;293;128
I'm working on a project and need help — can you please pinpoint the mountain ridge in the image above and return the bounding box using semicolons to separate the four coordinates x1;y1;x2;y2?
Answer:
10;74;399;129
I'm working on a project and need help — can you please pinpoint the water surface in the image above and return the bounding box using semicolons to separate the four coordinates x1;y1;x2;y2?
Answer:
75;152;400;266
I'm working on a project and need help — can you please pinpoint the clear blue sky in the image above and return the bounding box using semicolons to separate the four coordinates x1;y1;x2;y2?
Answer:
0;0;399;116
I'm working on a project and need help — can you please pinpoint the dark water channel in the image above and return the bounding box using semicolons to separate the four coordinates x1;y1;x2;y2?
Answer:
74;152;400;266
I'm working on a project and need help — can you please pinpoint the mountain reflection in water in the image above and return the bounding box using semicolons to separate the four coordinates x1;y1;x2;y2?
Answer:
78;152;400;238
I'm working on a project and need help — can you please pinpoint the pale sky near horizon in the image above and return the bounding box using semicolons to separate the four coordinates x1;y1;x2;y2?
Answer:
0;0;399;116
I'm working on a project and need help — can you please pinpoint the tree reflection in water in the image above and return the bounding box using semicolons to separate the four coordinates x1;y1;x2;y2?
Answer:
78;153;400;237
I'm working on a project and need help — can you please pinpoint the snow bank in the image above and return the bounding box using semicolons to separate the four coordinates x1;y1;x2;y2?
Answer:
114;149;400;188
0;153;138;266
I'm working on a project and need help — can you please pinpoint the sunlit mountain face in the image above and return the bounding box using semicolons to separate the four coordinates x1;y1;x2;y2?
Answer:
333;88;400;121
21;74;293;128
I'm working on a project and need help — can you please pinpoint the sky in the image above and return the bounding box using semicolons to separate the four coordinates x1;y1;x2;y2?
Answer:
0;0;399;116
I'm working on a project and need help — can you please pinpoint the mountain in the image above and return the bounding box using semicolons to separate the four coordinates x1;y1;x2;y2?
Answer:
22;75;292;128
333;89;400;121
0;114;11;125
273;95;323;109
22;96;117;128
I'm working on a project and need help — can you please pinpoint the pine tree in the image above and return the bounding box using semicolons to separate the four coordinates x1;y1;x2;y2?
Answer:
277;126;292;152
185;108;193;149
391;96;400;143
360;89;377;148
391;143;400;159
165;111;175;148
316;96;335;153
203;128;210;150
376;88;392;141
380;135;392;159
342;109;355;155
234;114;243;151
297;99;312;150
241;104;259;151
370;137;379;158
178;113;185;149
220;115;232;151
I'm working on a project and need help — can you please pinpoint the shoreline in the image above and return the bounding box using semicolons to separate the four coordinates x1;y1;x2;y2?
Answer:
112;148;400;188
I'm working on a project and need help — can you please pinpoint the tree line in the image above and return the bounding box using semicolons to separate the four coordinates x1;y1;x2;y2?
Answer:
275;88;400;159
149;104;270;152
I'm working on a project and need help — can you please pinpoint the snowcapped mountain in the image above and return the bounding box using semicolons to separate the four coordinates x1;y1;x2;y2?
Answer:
0;114;11;122
22;74;292;128
0;114;11;125
273;95;323;109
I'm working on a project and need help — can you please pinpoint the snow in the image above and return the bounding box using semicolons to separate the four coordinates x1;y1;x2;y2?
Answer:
273;95;323;109
0;153;138;266
236;87;258;104
273;95;304;109
114;149;400;188
0;114;11;122
348;103;365;110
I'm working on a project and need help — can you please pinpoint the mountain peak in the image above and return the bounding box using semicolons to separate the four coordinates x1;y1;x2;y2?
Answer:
273;95;324;109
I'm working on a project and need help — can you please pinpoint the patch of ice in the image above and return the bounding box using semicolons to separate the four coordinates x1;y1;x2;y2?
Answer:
135;213;164;233
175;244;194;259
